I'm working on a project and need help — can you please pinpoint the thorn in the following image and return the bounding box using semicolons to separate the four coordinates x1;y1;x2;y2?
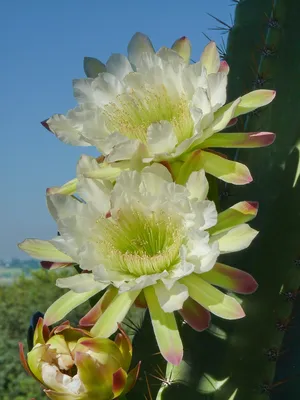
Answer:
156;364;166;378
252;72;271;89
249;108;262;118
207;13;233;35
149;373;168;385
260;45;277;57
260;374;300;394
294;258;300;267
264;347;280;362
217;37;228;60
122;316;143;334
275;318;291;332
273;374;300;388
219;188;236;202
260;383;272;395
145;372;153;400
149;364;173;387
282;290;299;302
265;2;281;29
202;32;213;43
267;16;281;29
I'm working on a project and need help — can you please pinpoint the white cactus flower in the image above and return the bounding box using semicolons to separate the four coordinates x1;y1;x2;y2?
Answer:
19;162;259;365
45;33;275;186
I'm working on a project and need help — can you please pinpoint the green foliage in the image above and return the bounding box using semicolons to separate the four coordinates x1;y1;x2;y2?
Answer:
0;268;88;399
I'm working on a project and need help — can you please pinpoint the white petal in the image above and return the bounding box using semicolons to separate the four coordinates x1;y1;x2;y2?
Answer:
74;242;107;272
76;176;112;214
143;163;173;182
185;230;210;258
191;87;214;128
156;47;185;66
207;72;228;111
94;264;130;286
212;224;259;253
186;232;219;273
137;52;164;73
50;236;80;262
41;364;72;393
192;87;211;115
111;170;142;211
203;97;241;139
77;155;100;176
118;271;169;293
73;74;124;107
164;251;195;289
72;78;94;104
155;281;189;312
56;103;110;150
47;114;90;146
127;32;155;68
123;71;146;90
196;241;220;273
186;170;209;201
190;200;218;230
106;136;140;162
189;105;203;126
92;73;125;106
182;62;208;99
47;193;84;222
56;274;107;293
147;121;178;154
140;171;170;199
106;53;133;80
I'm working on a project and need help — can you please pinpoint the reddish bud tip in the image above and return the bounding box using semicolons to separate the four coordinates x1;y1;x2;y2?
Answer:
40;261;53;270
41;119;52;132
247;201;259;210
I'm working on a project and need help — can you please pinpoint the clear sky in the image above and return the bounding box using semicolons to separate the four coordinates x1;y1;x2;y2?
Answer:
1;0;233;259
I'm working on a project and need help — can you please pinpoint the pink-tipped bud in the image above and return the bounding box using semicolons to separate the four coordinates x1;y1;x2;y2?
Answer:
171;36;191;63
219;60;230;74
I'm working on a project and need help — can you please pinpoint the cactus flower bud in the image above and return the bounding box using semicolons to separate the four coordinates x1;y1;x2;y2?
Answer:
171;36;191;63
19;318;140;399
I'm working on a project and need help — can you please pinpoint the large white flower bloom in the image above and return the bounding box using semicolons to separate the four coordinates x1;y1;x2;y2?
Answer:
45;33;275;186
19;162;259;365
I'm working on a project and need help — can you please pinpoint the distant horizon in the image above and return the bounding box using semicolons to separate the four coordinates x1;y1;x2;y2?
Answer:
2;0;232;258
0;257;39;263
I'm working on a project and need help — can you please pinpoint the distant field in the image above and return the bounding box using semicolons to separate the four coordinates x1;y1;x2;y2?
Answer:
0;260;40;285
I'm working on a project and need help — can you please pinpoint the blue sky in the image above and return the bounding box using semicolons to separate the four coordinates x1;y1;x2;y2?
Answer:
1;0;232;259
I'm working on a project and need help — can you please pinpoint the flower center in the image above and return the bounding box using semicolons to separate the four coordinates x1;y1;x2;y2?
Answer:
103;84;194;145
97;209;183;276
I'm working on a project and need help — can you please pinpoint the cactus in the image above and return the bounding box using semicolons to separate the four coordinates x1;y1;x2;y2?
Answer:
127;1;300;399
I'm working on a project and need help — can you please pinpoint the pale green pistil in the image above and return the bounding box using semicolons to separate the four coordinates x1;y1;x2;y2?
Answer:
97;209;183;276
103;84;194;145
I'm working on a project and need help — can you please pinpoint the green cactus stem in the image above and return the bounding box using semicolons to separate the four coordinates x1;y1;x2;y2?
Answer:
128;1;300;399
